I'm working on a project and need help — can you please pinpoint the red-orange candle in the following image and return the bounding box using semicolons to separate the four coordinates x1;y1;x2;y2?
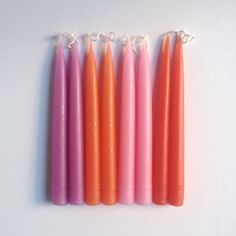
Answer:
153;35;170;204
84;40;100;205
100;42;117;204
168;34;184;206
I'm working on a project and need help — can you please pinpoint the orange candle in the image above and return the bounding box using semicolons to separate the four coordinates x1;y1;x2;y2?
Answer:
84;40;100;205
153;35;170;204
100;42;117;204
168;34;184;206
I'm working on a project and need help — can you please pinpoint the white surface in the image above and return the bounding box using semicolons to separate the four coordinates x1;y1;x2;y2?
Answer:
0;0;236;235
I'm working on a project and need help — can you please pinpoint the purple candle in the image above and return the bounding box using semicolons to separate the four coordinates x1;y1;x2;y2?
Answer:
51;37;68;205
69;41;84;204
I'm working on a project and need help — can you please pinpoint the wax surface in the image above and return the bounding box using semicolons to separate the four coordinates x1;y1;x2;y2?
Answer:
68;42;84;204
51;38;68;205
100;43;117;204
168;35;184;206
84;41;100;205
135;42;152;205
119;42;135;204
153;35;170;204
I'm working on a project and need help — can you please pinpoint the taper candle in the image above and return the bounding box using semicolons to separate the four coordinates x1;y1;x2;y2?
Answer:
119;41;135;204
84;40;100;205
51;37;68;205
135;40;152;205
68;41;84;204
153;35;170;204
100;42;117;205
168;34;184;206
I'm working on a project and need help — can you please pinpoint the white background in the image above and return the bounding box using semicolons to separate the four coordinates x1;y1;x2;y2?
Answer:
0;0;236;235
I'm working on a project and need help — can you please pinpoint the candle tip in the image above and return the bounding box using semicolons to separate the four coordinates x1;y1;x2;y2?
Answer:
86;39;93;52
104;41;112;54
165;33;170;42
162;34;170;47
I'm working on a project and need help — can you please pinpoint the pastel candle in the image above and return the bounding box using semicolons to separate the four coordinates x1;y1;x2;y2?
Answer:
135;41;152;205
68;41;84;204
153;35;170;204
168;34;184;206
51;37;68;205
119;42;135;204
84;40;100;205
100;42;117;205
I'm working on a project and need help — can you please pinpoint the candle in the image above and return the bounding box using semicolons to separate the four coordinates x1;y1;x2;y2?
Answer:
153;35;170;204
84;40;100;205
51;37;68;205
119;41;135;204
135;40;152;205
168;34;184;206
68;41;84;204
100;42;117;205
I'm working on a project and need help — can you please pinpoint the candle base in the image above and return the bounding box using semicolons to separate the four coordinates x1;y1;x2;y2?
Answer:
135;187;152;205
119;186;134;204
153;184;168;205
85;189;100;205
69;187;84;205
102;189;117;205
51;197;68;206
168;185;184;206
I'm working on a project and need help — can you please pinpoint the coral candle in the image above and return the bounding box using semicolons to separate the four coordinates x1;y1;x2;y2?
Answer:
168;34;185;206
153;35;170;204
84;40;101;205
100;42;117;205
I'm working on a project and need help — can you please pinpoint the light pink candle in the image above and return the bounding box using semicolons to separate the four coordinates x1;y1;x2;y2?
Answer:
68;41;84;204
119;42;135;204
51;37;68;205
135;41;152;205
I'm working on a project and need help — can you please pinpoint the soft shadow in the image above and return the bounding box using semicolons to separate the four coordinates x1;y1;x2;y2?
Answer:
152;35;162;135
34;39;55;204
115;42;122;177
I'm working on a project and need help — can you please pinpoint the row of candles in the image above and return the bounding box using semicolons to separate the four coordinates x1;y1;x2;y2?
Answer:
51;31;192;206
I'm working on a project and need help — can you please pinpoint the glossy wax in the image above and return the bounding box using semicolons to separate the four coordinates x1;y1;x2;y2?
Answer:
168;35;184;206
84;41;100;205
119;42;135;204
68;42;84;204
100;43;117;204
51;38;68;205
153;35;170;204
135;42;152;205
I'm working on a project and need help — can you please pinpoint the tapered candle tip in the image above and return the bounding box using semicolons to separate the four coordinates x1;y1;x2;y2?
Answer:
87;39;93;52
104;41;112;55
165;33;170;43
72;40;78;48
162;34;170;51
56;35;63;47
55;36;64;57
177;33;183;44
123;40;132;53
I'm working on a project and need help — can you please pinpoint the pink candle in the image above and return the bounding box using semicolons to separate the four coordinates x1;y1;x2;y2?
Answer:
119;42;135;204
68;41;84;204
51;37;68;205
135;41;152;205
